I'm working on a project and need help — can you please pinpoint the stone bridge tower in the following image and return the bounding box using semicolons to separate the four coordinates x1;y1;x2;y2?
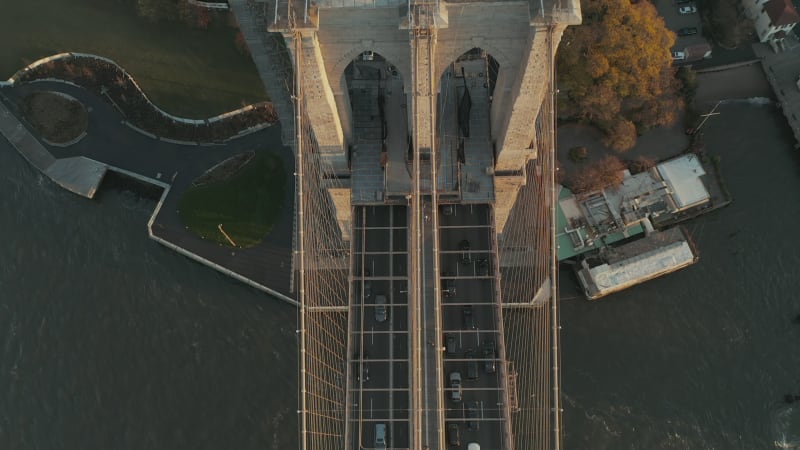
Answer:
230;0;580;238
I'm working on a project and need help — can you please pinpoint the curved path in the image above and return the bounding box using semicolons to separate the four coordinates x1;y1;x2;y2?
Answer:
0;81;296;302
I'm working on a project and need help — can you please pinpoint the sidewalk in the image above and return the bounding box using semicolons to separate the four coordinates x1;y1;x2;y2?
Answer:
1;82;297;303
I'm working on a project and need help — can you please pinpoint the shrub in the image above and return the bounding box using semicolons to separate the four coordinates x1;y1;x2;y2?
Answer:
567;155;626;194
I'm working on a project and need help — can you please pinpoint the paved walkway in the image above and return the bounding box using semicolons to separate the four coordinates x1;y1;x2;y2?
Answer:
0;82;297;302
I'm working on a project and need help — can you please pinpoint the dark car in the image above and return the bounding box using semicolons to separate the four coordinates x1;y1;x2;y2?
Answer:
466;401;480;430
476;257;489;276
363;268;372;301
442;272;456;297
442;204;454;216
678;27;698;36
445;333;457;354
482;340;496;374
447;423;460;446
374;294;388;323
356;353;369;382
459;239;472;265
462;306;476;329
465;349;479;380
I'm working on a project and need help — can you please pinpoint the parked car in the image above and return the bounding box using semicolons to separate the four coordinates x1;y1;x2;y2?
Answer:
677;27;698;36
672;51;686;61
482;340;496;374
468;443;481;450
459;239;472;265
462;306;476;329
375;294;388;323
442;204;454;216
447;423;461;446
678;5;697;14
450;372;463;402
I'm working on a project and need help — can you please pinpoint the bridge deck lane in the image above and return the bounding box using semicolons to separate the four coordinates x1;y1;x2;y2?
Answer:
438;204;512;449
348;205;411;450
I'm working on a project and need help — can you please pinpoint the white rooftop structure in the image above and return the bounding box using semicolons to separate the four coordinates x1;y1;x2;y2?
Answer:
657;154;710;210
576;227;698;299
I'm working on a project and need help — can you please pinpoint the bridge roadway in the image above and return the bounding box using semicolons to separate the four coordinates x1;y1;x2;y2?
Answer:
347;203;510;450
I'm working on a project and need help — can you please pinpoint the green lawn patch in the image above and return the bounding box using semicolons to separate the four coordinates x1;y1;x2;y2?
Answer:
179;151;286;248
0;0;267;118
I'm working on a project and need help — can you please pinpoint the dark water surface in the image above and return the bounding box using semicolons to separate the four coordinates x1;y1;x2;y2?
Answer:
3;101;800;450
561;101;800;449
0;142;298;450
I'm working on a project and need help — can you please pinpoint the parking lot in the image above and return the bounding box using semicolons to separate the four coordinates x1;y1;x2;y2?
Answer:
653;0;710;63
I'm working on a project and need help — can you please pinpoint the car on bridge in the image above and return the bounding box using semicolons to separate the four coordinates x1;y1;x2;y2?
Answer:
465;349;479;380
442;272;456;297
459;239;472;265
466;401;480;430
476;257;489;276
375;295;388;322
463;306;475;329
375;423;387;449
445;333;457;354
482;340;496;374
363;268;372;300
450;372;462;402
447;423;460;446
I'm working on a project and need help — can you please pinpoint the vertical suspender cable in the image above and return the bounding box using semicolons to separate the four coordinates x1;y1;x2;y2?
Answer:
294;30;309;450
547;24;563;450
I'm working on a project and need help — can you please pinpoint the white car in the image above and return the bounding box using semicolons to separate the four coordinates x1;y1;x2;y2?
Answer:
672;51;686;61
678;5;697;14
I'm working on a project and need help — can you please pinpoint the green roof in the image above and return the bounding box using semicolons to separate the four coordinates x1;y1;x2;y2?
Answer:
555;186;645;261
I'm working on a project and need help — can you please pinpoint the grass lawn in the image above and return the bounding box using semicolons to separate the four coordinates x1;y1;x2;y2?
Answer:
20;91;89;143
179;151;286;248
0;0;268;118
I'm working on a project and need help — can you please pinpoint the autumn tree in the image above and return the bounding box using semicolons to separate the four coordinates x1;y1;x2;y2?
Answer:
567;155;627;194
602;119;637;152
557;0;683;149
703;0;754;48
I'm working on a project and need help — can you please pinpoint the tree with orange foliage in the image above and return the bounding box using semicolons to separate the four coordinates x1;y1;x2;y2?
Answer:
557;0;683;150
567;155;627;194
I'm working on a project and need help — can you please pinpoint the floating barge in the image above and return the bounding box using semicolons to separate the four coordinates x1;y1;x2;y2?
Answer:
574;226;699;300
555;153;717;299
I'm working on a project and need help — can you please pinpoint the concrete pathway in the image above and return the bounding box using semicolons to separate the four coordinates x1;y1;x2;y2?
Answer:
0;82;297;302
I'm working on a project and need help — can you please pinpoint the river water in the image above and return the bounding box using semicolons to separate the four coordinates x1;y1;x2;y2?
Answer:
0;141;298;449
2;101;800;450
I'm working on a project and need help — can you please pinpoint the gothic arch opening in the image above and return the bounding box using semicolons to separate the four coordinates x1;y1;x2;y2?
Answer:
343;51;410;201
435;48;500;200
